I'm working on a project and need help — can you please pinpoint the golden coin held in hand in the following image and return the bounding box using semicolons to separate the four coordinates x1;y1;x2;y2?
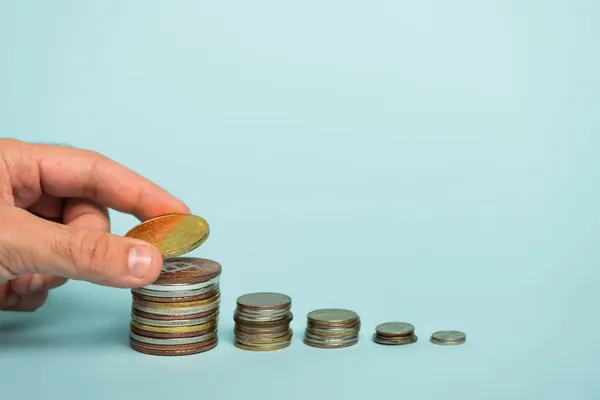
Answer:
125;213;209;259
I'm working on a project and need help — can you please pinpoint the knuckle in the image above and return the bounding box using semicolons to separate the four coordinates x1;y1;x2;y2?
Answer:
68;230;115;276
0;138;23;152
0;207;35;278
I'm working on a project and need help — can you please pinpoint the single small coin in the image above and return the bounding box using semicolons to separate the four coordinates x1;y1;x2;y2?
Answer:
307;309;360;326
430;330;466;345
125;214;210;259
375;322;415;337
236;292;291;310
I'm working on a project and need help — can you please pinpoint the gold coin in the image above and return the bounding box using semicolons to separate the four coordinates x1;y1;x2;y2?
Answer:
131;319;217;334
125;213;209;259
133;293;220;309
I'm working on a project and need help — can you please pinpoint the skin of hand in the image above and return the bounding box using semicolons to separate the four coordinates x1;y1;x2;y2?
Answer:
0;138;190;311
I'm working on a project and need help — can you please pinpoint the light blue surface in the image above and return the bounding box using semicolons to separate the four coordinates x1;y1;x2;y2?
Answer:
1;1;599;398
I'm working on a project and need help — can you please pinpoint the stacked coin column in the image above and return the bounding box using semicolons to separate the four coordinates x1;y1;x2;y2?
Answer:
303;309;361;349
233;292;293;351
129;257;222;356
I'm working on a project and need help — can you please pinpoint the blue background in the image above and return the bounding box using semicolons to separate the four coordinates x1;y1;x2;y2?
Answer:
1;1;599;398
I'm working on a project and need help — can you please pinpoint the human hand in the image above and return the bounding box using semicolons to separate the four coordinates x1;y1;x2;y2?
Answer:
0;138;190;311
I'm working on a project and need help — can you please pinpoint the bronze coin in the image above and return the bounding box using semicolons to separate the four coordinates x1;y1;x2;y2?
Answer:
132;288;220;303
153;257;221;284
303;337;358;349
305;327;361;337
234;324;290;335
235;330;293;345
234;340;290;352
130;337;218;356
132;307;218;321
233;311;293;326
373;333;418;345
130;324;217;339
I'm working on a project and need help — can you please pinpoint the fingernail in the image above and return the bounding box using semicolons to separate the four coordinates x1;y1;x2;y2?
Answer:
5;293;18;308
29;275;44;292
128;247;153;278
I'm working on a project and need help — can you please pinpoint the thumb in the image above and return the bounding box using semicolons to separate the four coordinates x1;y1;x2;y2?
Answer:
0;207;163;288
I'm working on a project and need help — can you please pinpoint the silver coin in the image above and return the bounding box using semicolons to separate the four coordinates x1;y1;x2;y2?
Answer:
234;329;292;340
142;276;220;292
236;292;291;309
307;309;359;324
373;333;418;345
130;313;218;327
306;326;360;334
234;309;289;322
303;338;358;349
132;300;220;316
375;322;415;336
133;284;219;298
235;339;292;348
304;332;358;343
129;330;217;345
430;330;466;345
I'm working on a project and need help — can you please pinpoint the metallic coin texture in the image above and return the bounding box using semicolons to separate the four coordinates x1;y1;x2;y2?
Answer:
236;292;291;310
304;308;360;349
373;333;418;346
307;309;360;326
430;330;466;345
233;292;293;352
125;214;209;259
130;337;218;356
376;322;415;336
129;330;217;345
154;258;221;284
129;256;222;356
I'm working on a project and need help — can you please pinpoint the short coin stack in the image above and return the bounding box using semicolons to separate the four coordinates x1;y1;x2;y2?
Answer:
304;309;360;349
430;330;466;346
233;292;293;351
129;257;222;356
372;322;417;345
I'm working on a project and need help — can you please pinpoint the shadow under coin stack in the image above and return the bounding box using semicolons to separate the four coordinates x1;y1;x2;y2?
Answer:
372;322;417;345
233;292;293;351
303;309;360;349
129;257;222;356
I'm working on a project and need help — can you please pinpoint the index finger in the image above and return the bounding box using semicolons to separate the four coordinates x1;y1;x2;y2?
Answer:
26;141;190;221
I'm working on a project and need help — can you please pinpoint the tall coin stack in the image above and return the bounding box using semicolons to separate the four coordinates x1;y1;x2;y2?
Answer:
233;292;293;351
303;309;361;349
129;257;222;356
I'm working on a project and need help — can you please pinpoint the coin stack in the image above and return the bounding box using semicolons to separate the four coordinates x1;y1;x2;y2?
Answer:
303;309;361;349
129;257;222;356
372;322;417;345
430;330;466;346
233;292;293;351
